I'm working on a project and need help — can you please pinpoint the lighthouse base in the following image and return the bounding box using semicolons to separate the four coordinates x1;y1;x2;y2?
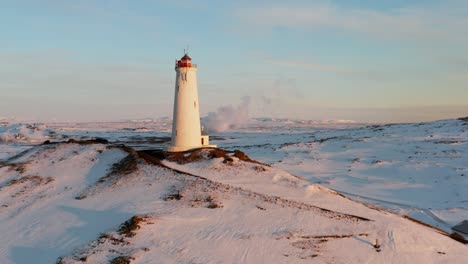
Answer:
167;144;217;152
167;135;216;152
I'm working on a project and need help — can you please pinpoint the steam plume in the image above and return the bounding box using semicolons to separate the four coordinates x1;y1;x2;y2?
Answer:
202;96;250;133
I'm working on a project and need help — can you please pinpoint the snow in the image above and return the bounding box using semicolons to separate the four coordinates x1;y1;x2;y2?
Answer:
215;119;468;231
0;118;467;263
0;123;54;143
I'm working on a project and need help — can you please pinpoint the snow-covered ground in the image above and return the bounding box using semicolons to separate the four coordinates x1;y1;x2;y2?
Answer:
0;118;467;263
218;119;468;232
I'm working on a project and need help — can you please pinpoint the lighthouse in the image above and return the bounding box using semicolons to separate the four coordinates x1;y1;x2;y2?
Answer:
168;52;216;152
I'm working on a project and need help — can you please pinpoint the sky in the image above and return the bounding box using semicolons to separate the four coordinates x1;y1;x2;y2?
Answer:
1;0;467;123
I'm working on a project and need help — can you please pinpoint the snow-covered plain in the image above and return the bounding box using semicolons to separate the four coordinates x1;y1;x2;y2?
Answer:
0;118;467;263
218;119;468;232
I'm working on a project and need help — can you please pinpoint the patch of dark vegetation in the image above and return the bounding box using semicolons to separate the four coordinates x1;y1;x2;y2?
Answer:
58;215;154;263
283;232;368;259
137;147;269;167
256;205;266;210
61;252;113;264
122;127;143;131
67;138;109;145
118;148;165;166
351;158;361;163
110;256;134;264
118;216;149;238
228;143;275;151
164;148;229;164
316;137;339;143
434;140;461;145
307;233;368;239
74;194;87;200
5;162;28;173
458;116;468;122
206;148;232;162
205;196;213;202
280;232;368;240
188;195;223;209
366;125;384;131
6;138;109;161
163;187;183;201
81;154;140;191
449;232;468;244
207;203;221;209
232;150;256;163
209;136;227;141
223;156;234;164
254;165;267;172
6;175;42;186
97;233;127;246
107;154;138;177
291;239;319;251
2;175;54;189
277;141;299;149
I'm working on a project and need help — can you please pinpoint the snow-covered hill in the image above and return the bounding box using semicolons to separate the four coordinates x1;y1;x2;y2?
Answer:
0;118;467;263
0;139;466;263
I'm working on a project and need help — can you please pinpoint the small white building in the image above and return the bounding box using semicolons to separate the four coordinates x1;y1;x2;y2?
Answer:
168;53;216;152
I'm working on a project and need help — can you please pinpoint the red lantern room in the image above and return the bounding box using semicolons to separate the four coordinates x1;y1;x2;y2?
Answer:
176;53;193;68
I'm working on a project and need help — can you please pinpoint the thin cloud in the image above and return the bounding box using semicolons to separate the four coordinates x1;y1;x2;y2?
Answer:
267;58;356;73
234;2;468;43
0;52;172;103
40;1;160;26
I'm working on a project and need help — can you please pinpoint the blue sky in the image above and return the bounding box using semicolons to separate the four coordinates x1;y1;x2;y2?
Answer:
1;0;467;122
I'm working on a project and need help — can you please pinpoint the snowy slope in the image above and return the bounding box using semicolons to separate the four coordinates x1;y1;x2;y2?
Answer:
0;140;466;263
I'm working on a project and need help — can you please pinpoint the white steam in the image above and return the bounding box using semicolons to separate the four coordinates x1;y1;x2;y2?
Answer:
202;96;251;133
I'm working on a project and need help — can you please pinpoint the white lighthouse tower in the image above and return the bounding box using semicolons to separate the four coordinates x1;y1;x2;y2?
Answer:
168;52;216;152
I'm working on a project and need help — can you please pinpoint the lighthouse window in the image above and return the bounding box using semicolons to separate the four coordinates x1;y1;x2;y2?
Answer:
194;101;197;108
